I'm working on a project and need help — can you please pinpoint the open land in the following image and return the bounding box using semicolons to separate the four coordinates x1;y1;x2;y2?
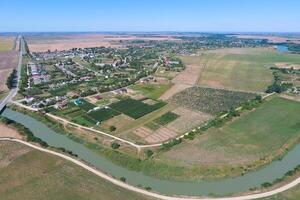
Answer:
0;50;18;91
180;48;293;92
0;36;15;51
0;140;152;200
158;97;300;167
26;34;179;52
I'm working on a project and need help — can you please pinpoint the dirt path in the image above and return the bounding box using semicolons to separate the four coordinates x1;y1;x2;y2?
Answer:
1;137;300;200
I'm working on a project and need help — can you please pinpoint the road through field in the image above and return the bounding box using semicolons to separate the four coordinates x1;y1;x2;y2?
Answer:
1;137;300;200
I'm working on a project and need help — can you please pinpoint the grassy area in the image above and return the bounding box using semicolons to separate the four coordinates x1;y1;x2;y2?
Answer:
130;83;172;99
169;86;257;115
181;48;300;92
262;183;300;200
110;98;166;119
158;97;300;168
88;108;121;122
0;141;152;200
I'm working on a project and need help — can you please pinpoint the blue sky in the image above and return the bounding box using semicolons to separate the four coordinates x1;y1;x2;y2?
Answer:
0;0;300;32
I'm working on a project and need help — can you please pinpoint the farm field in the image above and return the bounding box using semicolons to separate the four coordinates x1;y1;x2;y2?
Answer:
180;48;300;92
0;51;18;91
110;98;166;119
158;97;300;167
0;36;15;51
129;83;172;99
26;33;179;52
0;141;152;200
169;86;257;115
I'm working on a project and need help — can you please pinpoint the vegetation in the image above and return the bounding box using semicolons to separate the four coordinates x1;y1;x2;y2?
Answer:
158;97;300;173
130;83;172;99
0;141;151;200
111;142;121;149
110;98;166;119
6;69;17;89
170;86;257;115
0;116;48;147
153;112;179;125
88;108;120;122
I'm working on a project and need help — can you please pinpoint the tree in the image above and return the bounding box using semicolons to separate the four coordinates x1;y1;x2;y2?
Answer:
120;177;126;182
111;142;120;149
109;125;116;132
145;149;153;158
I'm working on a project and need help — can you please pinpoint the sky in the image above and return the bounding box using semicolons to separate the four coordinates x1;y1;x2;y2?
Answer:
0;0;300;32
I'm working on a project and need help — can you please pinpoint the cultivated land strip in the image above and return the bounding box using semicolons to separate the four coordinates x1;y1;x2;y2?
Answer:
10;92;275;150
1;137;300;200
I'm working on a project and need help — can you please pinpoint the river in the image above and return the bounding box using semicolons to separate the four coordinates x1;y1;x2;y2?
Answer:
2;108;300;196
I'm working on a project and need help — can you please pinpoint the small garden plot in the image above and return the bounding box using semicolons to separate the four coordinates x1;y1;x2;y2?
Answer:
87;108;120;122
72;115;96;127
145;121;161;130
153;112;179;126
110;98;166;119
169;86;257;115
77;99;96;111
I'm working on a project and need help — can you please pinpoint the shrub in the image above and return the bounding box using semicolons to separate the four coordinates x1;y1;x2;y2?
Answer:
145;149;154;158
111;142;120;149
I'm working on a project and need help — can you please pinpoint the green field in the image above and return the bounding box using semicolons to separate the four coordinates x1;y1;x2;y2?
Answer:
110;98;166;119
130;83;172;99
88;108;121;122
153;112;179;125
159;97;300;167
0;141;152;200
180;48;300;92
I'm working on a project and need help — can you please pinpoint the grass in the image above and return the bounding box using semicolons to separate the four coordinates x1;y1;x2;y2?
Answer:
72;115;96;127
110;98;166;119
159;97;300;168
130;83;172;99
170;86;257;115
261;183;300;200
153;112;179;126
181;48;300;92
0;141;152;200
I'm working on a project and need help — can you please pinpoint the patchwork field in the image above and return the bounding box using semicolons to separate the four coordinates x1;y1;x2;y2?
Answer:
158;97;300;167
169;86;257;115
180;48;300;92
0;141;152;200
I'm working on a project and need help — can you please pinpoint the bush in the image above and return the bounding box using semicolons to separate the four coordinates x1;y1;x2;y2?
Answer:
145;149;154;158
111;142;120;149
109;126;117;132
120;177;126;182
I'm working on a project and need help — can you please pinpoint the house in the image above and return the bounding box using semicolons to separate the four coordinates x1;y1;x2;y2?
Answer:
54;100;68;110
